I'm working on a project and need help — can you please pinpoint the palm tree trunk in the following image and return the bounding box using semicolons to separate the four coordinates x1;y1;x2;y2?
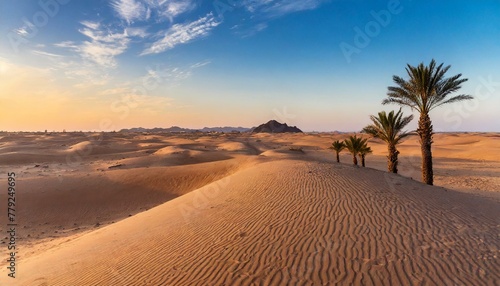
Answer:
388;144;399;173
336;152;340;163
361;155;366;167
352;155;358;166
417;112;434;185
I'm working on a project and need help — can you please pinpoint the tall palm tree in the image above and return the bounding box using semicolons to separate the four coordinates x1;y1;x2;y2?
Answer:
344;135;368;166
383;59;472;185
330;140;346;163
362;109;414;173
358;144;372;167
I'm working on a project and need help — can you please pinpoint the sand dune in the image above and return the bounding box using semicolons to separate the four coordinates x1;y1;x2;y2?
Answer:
67;141;93;152
0;132;498;285
153;146;191;155
0;159;248;256
217;142;248;152
5;160;498;285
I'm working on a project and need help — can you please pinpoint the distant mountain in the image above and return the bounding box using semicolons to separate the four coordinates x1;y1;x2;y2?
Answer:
252;120;302;133
119;127;189;133
119;126;251;133
200;126;251;133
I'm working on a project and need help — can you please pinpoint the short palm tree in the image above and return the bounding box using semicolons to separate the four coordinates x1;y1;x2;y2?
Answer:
358;145;372;167
344;135;368;166
384;59;472;185
330;140;346;163
362;109;414;173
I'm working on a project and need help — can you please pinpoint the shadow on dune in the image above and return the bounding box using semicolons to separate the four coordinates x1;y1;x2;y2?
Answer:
0;159;250;246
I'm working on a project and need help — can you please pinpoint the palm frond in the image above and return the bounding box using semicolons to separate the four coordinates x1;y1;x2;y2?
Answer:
432;94;474;110
385;59;472;114
331;140;346;152
382;97;418;111
344;135;368;156
363;109;414;146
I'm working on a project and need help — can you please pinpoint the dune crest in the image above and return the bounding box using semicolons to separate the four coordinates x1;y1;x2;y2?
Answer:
153;146;193;155
66;141;93;152
217;142;247;151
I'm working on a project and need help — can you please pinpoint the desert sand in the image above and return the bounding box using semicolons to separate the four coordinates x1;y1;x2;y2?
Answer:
0;131;498;285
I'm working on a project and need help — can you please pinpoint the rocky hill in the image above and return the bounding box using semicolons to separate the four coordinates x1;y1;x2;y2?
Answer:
252;120;302;133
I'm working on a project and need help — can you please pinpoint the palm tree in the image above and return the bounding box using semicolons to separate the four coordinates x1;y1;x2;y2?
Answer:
358;145;372;167
330;140;346;163
362;109;414;173
383;59;472;185
344;135;368;166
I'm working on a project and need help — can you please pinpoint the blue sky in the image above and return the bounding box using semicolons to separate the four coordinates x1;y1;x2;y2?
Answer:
0;0;499;132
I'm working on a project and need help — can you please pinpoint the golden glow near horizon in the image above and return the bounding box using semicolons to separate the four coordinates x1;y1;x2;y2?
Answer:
0;58;181;132
0;61;9;74
1;55;499;133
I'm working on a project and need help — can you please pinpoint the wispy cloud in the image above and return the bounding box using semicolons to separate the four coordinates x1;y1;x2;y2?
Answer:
31;50;63;58
190;60;211;68
229;0;325;37
79;26;130;67
97;63;205;113
54;59;112;88
55;21;146;68
237;23;268;38
80;20;101;30
126;27;149;38
141;13;220;55
111;0;147;24
145;0;195;22
14;20;36;37
243;0;326;17
52;22;147;88
111;0;194;24
106;61;208;95
142;65;192;85
54;41;79;49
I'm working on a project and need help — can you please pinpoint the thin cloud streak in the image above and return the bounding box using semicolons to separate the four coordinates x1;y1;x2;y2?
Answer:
230;0;326;37
31;50;64;58
243;0;327;16
141;13;220;55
